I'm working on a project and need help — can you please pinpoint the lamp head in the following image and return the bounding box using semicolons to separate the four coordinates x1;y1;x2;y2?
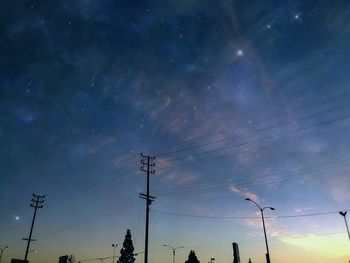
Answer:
339;211;347;216
245;198;251;201
270;207;275;211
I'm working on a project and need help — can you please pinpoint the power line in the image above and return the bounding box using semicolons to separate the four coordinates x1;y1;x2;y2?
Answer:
2;195;139;247
153;158;350;197
149;92;347;153
152;123;350;187
150;209;350;220
0;153;139;220
157;112;350;169
0;172;137;224
156;99;350;158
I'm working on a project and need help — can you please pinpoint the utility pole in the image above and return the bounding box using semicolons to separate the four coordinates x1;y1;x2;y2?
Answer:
23;194;45;262
139;153;155;263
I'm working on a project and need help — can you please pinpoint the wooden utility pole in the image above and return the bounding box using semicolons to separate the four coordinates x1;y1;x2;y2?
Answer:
23;194;45;262
139;154;155;263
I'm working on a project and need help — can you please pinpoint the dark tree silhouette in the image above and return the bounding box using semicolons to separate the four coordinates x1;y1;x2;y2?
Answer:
185;250;200;263
117;229;135;263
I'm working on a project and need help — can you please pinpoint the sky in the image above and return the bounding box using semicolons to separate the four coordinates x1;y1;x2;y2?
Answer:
0;0;350;262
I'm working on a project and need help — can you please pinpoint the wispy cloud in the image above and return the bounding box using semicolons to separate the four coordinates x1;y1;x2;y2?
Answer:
328;175;350;202
88;136;117;155
161;170;200;186
228;184;259;202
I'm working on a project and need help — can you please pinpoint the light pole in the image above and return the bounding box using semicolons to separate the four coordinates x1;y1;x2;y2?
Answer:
245;198;275;263
0;246;8;263
163;244;184;263
112;243;118;263
339;211;350;240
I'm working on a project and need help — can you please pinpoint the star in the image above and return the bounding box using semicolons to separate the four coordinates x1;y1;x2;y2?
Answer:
266;24;271;29
237;49;243;56
294;14;300;20
15;216;20;221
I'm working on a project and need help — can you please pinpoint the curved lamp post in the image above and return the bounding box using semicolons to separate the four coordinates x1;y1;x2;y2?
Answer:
245;198;275;263
0;246;8;263
112;243;118;263
339;211;350;240
163;244;184;263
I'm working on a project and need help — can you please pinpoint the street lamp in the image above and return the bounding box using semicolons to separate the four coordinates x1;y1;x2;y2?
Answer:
339;211;350;240
245;198;275;263
0;246;8;263
112;243;118;263
208;258;215;263
163;244;184;263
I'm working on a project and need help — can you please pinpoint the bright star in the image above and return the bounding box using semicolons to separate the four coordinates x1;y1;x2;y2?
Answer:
237;50;243;56
15;216;20;221
266;24;271;29
294;14;300;20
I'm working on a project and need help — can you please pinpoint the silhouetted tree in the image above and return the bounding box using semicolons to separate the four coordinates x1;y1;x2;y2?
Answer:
185;250;200;263
117;229;135;263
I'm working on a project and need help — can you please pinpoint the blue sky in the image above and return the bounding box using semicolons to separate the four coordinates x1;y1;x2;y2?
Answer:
1;1;350;262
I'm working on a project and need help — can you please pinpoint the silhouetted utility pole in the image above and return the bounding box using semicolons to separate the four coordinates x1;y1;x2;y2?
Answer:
339;211;350;240
23;194;45;262
139;153;155;263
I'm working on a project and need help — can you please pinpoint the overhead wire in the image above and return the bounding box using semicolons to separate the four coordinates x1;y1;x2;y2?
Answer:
153;159;350;196
150;208;350;219
0;153;139;220
2;194;139;246
2;94;348;219
155;113;350;175
155;121;350;173
157;102;350;162
150;92;346;154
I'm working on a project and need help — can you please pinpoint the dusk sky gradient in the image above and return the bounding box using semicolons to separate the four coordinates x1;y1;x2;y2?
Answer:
1;1;350;263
